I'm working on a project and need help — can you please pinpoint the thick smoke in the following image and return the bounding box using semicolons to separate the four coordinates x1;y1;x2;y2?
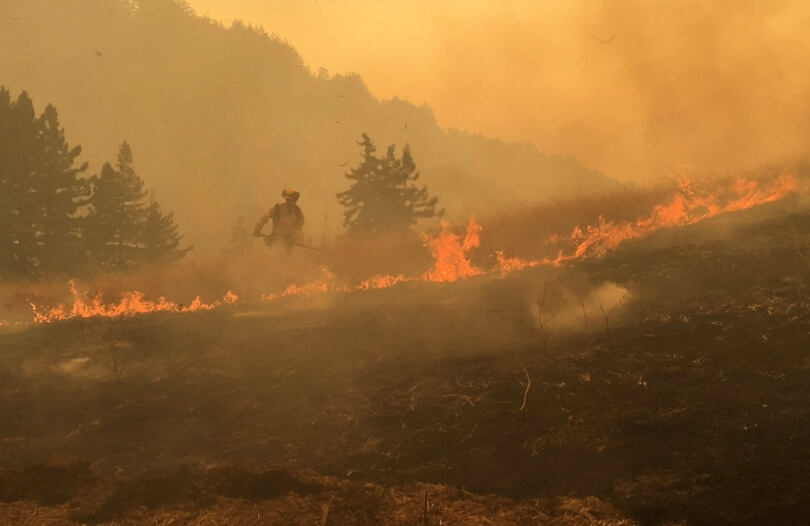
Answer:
417;0;810;179
193;0;810;180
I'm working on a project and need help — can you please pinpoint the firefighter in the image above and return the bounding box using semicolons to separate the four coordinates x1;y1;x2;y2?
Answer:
253;187;305;251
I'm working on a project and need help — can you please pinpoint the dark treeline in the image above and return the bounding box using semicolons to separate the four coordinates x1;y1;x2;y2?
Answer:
0;88;189;279
0;0;616;254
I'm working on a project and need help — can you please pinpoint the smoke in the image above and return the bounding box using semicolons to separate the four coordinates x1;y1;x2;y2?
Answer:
200;0;810;181
506;277;631;336
419;0;810;180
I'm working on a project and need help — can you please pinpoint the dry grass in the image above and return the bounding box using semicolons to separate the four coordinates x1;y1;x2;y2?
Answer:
322;228;434;282
476;182;677;262
0;471;640;526
1;166;801;326
0;245;327;324
476;165;807;263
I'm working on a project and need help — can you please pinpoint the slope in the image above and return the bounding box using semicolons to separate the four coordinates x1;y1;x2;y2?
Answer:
2;197;810;524
0;0;615;254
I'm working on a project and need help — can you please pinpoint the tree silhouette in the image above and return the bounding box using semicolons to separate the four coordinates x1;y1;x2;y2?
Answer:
0;88;88;278
0;88;30;276
337;133;442;234
85;141;148;271
0;89;190;277
84;141;189;270
32;103;91;274
141;194;191;264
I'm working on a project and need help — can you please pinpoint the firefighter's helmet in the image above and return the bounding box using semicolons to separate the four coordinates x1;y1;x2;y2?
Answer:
281;187;300;199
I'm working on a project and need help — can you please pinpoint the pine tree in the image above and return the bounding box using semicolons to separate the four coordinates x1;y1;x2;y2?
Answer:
0;88;24;276
141;194;191;264
85;141;190;269
85;141;148;270
337;133;442;235
31;103;90;275
0;90;40;276
0;89;88;277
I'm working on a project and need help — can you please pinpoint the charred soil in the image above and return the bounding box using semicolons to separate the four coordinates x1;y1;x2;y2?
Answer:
2;202;810;525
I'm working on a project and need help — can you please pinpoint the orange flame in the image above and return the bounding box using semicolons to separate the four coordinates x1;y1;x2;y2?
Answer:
17;174;799;326
30;280;238;323
357;274;410;291
255;217;488;304
494;250;540;275
546;173;798;265
421;216;485;282
261;267;348;301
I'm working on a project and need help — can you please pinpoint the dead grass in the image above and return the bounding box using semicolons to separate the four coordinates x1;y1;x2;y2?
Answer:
322;228;434;282
0;247;324;324
0;470;640;526
476;181;676;262
1;165;803;326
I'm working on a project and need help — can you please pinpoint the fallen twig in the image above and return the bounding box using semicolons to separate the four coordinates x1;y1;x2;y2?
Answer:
520;364;532;412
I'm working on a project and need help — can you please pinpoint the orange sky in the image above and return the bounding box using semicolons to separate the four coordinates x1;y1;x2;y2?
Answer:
186;0;810;180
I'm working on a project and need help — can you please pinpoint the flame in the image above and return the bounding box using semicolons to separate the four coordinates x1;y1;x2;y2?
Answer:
261;267;348;301
421;216;484;282
357;274;410;291
494;250;540;275
256;218;488;302
15;173;799;326
260;218;487;303
30;280;239;323
546;173;798;265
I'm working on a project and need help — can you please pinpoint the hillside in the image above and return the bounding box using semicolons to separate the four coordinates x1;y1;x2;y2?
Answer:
0;0;614;254
2;193;810;524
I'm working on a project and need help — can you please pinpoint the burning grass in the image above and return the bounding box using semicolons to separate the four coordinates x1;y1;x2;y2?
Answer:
0;167;803;327
546;171;798;264
478;167;803;263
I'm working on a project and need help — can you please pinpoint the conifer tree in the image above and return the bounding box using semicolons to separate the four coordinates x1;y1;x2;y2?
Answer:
0;89;88;277
0;90;40;276
85;141;190;269
0;88;24;275
85;141;148;270
31;103;90;274
337;133;442;235
141;194;191;264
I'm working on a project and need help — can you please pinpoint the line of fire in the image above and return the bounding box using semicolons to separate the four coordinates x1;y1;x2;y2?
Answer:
14;171;798;325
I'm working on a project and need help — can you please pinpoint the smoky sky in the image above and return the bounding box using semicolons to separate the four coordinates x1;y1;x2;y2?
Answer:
189;0;810;180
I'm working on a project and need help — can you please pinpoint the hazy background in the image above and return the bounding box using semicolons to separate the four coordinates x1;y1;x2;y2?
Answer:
189;0;810;180
2;0;809;255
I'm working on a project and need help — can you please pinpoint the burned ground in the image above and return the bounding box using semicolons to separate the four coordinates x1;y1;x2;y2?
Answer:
2;202;810;525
